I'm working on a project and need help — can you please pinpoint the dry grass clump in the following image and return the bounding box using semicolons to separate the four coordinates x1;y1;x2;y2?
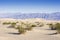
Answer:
14;22;29;34
10;22;17;28
47;23;60;34
30;23;37;27
3;22;11;25
34;22;44;27
16;25;26;34
25;26;33;31
38;23;44;27
25;24;33;31
47;23;56;30
20;22;33;31
31;24;36;27
55;23;60;34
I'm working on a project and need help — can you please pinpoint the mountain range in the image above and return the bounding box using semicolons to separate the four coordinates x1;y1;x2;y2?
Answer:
0;12;60;20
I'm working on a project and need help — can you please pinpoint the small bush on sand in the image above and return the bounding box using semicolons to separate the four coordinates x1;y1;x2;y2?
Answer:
23;23;33;31
48;23;56;30
17;25;26;34
31;24;37;27
39;23;44;27
55;23;60;34
3;22;11;25
48;23;60;34
10;22;16;28
34;22;44;27
25;26;33;31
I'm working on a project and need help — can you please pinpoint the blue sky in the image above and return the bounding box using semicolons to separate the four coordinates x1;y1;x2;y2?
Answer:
0;0;60;14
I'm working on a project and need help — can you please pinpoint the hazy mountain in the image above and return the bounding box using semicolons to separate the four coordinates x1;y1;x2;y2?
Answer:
0;12;60;20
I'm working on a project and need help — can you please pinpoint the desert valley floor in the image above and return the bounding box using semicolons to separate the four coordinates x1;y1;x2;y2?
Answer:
0;18;60;40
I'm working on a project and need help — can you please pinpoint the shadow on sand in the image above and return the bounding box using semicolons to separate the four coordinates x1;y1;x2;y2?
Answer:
46;32;57;35
8;32;21;35
7;26;14;28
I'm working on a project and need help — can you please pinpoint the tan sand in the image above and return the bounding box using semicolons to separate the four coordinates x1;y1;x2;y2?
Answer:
0;18;60;40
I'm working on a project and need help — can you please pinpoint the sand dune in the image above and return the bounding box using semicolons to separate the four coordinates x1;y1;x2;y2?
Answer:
0;18;60;40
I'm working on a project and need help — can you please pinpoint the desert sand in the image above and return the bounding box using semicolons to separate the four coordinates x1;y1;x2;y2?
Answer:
0;18;60;40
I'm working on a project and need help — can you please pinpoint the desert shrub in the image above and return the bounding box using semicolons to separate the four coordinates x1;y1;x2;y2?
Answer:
11;22;16;25
10;22;16;28
31;25;36;27
16;21;19;23
48;23;60;34
17;25;26;34
22;23;33;31
31;24;37;27
35;22;41;24
55;23;60;33
48;23;56;30
3;22;11;25
39;23;44;27
34;22;44;27
25;26;33;31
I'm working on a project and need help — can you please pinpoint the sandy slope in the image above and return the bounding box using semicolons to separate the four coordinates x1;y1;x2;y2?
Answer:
0;18;60;40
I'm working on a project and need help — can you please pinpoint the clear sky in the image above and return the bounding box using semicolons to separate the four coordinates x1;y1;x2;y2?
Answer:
0;0;60;14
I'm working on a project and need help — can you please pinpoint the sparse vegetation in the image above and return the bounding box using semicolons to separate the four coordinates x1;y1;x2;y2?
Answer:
55;23;60;34
47;23;56;30
30;23;37;27
47;23;60;34
10;22;16;28
39;23;44;27
25;26;33;31
31;24;36;27
16;25;26;34
34;22;44;27
21;23;32;31
4;20;60;35
3;22;11;25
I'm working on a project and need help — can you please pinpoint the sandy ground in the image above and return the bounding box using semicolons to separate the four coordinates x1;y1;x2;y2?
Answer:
0;18;60;40
0;24;60;40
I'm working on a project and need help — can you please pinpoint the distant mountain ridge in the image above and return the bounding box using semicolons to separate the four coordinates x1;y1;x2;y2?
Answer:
0;12;60;20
